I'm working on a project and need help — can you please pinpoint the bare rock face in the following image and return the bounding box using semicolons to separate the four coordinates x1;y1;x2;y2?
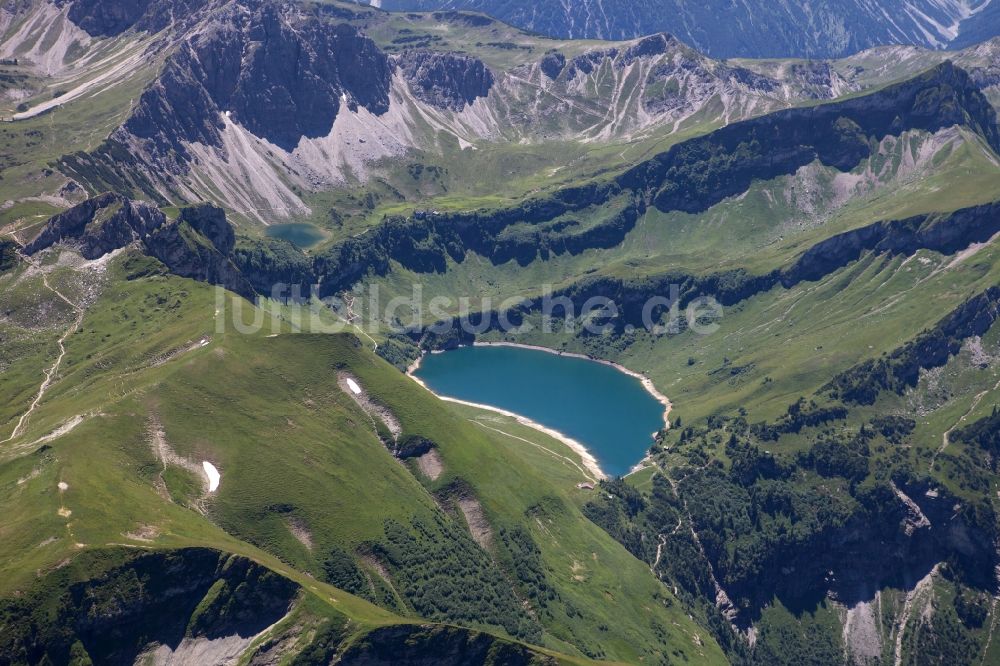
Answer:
378;0;1000;59
176;203;234;255
59;0;209;37
620;62;1000;214
24;195;259;299
62;0;155;36
0;548;299;665
143;204;255;299
218;3;391;150
547;33;785;119
23;192;165;259
121;45;227;170
397;51;494;111
783;202;1000;284
120;1;393;156
620;33;678;63
231;237;315;298
539;52;565;80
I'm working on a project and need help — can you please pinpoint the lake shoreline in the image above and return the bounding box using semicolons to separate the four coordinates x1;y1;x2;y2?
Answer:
406;341;673;480
406;356;605;479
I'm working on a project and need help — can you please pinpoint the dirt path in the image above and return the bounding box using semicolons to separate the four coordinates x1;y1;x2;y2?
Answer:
979;557;1000;665
1;271;84;444
650;517;683;575
651;534;667;574
893;564;939;666
342;294;378;352
470;419;597;482
928;378;1000;473
659;467;740;626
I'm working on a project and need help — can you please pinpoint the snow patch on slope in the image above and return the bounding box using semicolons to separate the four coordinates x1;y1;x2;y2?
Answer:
202;461;220;492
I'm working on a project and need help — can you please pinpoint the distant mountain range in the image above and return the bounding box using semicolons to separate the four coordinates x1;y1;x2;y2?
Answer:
373;0;1000;58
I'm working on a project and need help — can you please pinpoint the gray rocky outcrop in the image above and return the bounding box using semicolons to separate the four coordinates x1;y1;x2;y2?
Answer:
23;192;165;260
397;51;494;111
119;1;393;156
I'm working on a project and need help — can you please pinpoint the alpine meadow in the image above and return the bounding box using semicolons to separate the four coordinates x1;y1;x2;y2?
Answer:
2;0;1000;664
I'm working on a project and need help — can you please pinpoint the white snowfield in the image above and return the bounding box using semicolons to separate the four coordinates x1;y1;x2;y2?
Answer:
346;378;362;395
202;461;221;492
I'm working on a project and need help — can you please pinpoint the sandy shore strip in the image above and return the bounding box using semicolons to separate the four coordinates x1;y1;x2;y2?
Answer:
626;453;655;477
407;358;606;480
406;342;674;480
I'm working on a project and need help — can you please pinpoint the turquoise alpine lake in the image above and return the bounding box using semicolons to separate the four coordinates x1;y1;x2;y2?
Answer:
265;223;325;248
413;345;665;477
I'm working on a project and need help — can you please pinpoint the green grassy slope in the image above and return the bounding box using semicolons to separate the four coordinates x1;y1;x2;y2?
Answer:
2;3;1000;662
0;250;725;664
476;200;1000;664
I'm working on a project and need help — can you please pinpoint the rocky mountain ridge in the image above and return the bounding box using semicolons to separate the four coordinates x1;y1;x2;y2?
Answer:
31;60;998;306
23;194;257;298
5;0;1000;222
3;2;1000;664
376;0;1000;58
21;192;164;260
305;62;999;294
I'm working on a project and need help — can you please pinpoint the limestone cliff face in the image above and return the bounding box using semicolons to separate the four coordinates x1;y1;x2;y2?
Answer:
539;52;565;80
63;0;154;36
397;195;1000;347
24;195;264;300
59;0;209;37
143;205;255;299
175;203;234;255
119;0;393;159
311;183;616;296
23;192;165;260
378;0;1000;59
231;237;315;297
710;479;997;614
51;0;1000;222
783;202;1000;284
56;2;869;216
0;548;298;665
311;63;1000;297
121;44;227;170
207;3;391;150
0;546;552;665
826;285;1000;404
619;62;1000;214
397;51;495;111
533;32;785;122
